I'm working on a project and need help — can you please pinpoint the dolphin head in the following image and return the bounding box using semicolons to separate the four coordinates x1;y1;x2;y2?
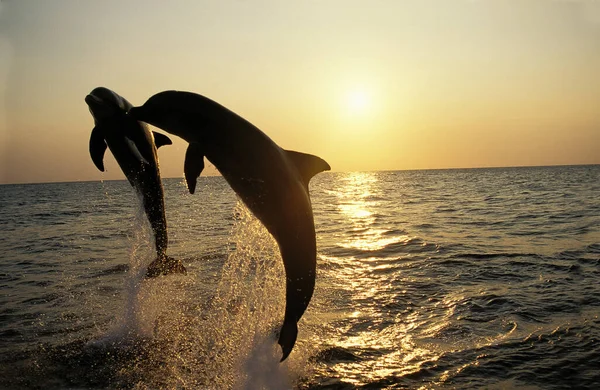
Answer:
85;87;132;123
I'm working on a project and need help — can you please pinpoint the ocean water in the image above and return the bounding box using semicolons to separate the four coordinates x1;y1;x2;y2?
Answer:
0;165;599;389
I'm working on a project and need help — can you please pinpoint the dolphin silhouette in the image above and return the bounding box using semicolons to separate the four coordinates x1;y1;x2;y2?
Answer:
86;87;186;278
129;91;330;360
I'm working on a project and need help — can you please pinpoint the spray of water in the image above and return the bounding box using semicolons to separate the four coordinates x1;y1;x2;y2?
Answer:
89;198;156;344
92;199;312;388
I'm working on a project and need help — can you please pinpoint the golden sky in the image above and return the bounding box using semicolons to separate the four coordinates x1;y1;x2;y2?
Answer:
1;0;599;184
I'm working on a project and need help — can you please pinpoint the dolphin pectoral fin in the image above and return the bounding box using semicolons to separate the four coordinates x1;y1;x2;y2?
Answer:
89;126;107;172
184;143;205;194
285;150;331;187
152;131;173;148
278;320;298;362
124;124;156;165
124;137;151;165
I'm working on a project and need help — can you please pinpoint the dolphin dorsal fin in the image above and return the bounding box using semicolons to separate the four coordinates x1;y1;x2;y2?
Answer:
184;143;205;194
89;126;107;172
285;150;331;187
153;131;173;148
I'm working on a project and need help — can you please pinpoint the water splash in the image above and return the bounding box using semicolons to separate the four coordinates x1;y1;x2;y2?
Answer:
185;201;292;388
89;201;156;344
90;200;308;388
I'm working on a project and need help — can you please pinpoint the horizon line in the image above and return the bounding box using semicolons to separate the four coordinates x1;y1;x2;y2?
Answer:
1;163;598;186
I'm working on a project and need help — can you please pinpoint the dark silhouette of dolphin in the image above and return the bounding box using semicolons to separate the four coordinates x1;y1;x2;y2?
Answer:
129;91;330;361
85;87;186;278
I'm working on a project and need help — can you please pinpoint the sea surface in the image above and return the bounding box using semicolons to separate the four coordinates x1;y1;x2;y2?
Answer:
0;165;599;389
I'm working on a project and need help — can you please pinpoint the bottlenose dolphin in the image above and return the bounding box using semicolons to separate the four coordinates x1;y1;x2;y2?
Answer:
129;91;330;361
85;87;186;278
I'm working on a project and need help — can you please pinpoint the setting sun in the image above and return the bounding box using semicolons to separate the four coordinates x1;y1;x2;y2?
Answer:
347;89;371;113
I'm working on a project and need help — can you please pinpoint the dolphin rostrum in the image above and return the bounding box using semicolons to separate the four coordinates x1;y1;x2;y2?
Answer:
85;87;186;278
129;91;330;360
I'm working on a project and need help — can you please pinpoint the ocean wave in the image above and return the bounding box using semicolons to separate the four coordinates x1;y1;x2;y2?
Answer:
328;237;439;259
450;252;543;260
87;264;130;278
311;346;361;363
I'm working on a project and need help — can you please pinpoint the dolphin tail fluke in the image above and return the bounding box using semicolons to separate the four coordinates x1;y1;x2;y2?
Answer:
285;150;331;188
145;255;187;278
278;320;298;362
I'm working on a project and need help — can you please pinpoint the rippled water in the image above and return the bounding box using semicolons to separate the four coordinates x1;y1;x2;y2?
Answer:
0;165;599;389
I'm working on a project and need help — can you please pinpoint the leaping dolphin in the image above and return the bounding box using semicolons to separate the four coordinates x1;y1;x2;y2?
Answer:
128;91;330;361
85;87;186;278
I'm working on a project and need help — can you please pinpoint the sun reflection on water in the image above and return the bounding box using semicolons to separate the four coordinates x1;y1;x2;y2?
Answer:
334;172;410;252
313;172;448;385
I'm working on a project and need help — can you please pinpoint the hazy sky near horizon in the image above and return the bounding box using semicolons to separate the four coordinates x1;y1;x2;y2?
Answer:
0;0;599;184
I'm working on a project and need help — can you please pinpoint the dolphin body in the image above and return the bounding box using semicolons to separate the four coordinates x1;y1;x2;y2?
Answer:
85;87;186;278
129;91;330;361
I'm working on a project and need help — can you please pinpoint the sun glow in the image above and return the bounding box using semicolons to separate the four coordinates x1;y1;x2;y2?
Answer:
347;89;371;113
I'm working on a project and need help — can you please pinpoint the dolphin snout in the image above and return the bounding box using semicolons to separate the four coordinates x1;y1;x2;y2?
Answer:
128;106;154;126
85;94;102;107
128;106;141;117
